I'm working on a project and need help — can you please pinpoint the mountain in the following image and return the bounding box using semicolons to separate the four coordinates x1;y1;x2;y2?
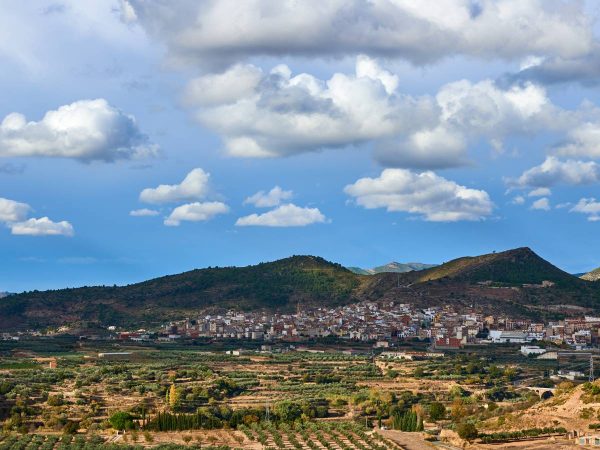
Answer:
346;266;371;275
357;247;600;319
0;292;9;299
0;256;363;330
2;248;600;331
348;261;437;275
413;247;578;286
582;267;600;281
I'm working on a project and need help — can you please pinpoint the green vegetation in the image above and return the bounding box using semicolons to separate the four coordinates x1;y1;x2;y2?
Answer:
391;410;423;432
0;434;233;450
416;247;577;286
0;331;585;448
3;248;600;330
145;398;328;432
455;422;478;440
478;427;567;443
0;256;361;329
109;412;136;431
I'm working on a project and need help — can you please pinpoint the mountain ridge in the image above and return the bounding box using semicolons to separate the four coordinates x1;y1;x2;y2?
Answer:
1;248;599;330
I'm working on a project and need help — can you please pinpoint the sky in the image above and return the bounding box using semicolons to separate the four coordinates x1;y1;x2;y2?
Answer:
2;0;600;292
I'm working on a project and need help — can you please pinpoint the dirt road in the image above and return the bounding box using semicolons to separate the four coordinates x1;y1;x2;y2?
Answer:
378;430;439;450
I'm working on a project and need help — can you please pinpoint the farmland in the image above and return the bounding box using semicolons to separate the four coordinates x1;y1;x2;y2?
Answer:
0;338;587;449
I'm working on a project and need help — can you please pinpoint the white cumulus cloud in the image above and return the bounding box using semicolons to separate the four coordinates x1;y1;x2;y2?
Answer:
194;57;437;161
555;122;600;159
0;99;156;162
244;186;293;208
0;197;31;222
511;196;525;205
185;57;568;169
164;201;229;226
140;168;211;204
10;217;74;236
530;197;551;211
0;197;73;236
570;198;600;221
183;64;263;107
235;203;327;227
344;169;493;222
126;0;592;67
511;157;600;188
528;187;552;197
129;208;159;217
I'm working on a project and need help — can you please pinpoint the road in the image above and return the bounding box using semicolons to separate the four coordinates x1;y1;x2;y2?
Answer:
378;430;462;450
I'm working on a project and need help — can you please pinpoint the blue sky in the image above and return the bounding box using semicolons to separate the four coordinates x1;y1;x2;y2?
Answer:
2;1;600;292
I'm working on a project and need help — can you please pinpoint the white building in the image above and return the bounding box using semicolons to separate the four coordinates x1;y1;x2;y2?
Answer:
489;330;531;343
520;345;547;356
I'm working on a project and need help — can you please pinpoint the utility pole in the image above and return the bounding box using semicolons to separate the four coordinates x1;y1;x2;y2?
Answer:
265;399;270;423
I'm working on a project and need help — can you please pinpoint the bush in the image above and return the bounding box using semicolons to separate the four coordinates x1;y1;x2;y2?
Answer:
62;421;79;434
47;394;64;407
429;402;445;421
456;422;478;441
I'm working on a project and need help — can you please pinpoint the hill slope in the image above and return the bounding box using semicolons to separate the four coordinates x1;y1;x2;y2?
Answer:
481;380;600;434
359;248;600;318
414;247;578;286
0;256;363;330
582;267;600;281
1;249;599;330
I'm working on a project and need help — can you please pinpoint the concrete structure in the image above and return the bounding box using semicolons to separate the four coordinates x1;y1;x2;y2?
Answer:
520;345;547;356
489;330;530;343
379;351;444;360
525;386;555;399
97;352;132;360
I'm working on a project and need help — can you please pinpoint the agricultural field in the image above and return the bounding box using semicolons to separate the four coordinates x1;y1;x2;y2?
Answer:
0;339;587;449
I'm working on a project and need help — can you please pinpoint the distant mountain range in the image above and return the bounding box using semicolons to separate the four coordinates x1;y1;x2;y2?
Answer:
582;267;600;282
0;292;10;299
1;247;600;330
347;262;437;275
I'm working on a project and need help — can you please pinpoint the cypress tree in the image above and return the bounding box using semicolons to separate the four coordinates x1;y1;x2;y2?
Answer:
409;411;417;431
401;412;409;431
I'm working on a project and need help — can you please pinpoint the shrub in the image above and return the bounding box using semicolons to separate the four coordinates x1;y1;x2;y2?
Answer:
429;402;445;421
456;422;478;441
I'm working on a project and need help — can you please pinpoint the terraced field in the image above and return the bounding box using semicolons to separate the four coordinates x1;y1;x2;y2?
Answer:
239;421;404;450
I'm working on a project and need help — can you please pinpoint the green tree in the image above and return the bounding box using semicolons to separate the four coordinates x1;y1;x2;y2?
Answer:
109;411;135;431
429;402;445;421
275;401;303;423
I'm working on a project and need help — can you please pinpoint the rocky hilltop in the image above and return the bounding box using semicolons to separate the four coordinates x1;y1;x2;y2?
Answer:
582;267;600;282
